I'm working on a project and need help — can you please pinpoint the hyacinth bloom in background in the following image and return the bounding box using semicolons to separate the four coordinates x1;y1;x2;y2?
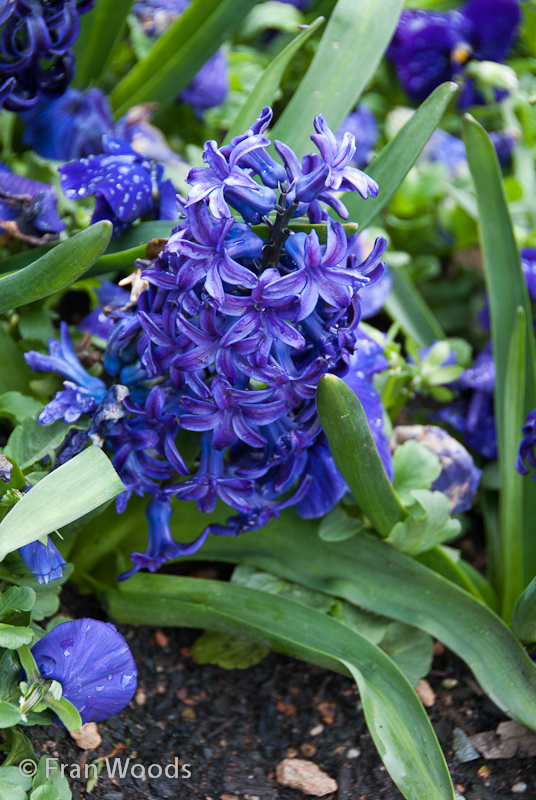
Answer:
387;0;521;106
439;247;536;462
422;128;516;174
26;107;392;577
436;341;497;460
336;104;378;168
391;425;481;512
0;0;94;111
0;165;65;244
18;539;66;585
30;619;137;723
20;88;113;161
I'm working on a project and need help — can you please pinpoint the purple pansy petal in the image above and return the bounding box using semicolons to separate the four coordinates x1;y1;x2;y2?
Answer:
31;619;137;723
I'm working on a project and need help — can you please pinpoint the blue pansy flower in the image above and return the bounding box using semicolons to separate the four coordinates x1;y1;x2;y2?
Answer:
59;135;178;234
388;0;521;106
30;618;137;723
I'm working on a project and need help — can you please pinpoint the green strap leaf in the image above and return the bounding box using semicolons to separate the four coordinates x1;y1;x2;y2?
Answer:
316;374;407;536
384;267;445;347
271;0;404;158
463;114;536;588
108;574;455;800
0;447;124;561
512;576;536;643
0;220;178;278
0;222;112;315
110;0;261;116
72;0;134;88
224;17;325;143
187;514;536;732
344;81;458;229
501;307;527;619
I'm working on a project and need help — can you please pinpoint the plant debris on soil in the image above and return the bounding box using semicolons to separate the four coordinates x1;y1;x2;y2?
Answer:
21;584;536;800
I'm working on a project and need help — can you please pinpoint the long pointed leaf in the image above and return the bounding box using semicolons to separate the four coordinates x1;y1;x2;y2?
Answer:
271;0;403;158
0;222;112;314
111;0;260;116
107;574;455;800
187;515;536;733
316;373;407;536
345;81;458;229
224;17;325;143
0;447;124;560
72;0;134;87
384;266;445;347
463;115;536;588
513;576;536;643
71;495;536;729
501;307;527;619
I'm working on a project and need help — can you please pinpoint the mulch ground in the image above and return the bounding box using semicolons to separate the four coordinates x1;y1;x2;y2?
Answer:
22;583;536;800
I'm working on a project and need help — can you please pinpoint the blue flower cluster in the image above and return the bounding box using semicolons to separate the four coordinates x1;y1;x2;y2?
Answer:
0;0;94;111
26;108;391;579
388;0;520;106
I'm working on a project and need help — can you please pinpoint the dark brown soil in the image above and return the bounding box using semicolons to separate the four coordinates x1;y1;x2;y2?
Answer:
22;583;536;800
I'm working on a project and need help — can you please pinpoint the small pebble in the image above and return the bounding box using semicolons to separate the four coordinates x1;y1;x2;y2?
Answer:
512;782;527;793
285;747;299;758
134;689;147;706
415;679;436;708
309;724;324;737
153;630;169;648
181;707;196;720
477;765;491;779
442;678;458;689
275;758;338;796
299;743;317;757
433;641;446;656
346;748;361;759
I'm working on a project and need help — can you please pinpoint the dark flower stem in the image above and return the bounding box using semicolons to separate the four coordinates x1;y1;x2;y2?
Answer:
261;197;299;272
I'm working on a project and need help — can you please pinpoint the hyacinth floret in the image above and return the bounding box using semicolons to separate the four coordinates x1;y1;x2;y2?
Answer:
26;107;390;578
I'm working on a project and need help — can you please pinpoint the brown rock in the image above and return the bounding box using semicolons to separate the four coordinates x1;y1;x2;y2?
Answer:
275;758;337;796
69;722;102;750
317;701;336;724
415;678;436;708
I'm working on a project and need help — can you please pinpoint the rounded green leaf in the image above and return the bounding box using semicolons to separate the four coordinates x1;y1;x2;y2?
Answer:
0;222;112;314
